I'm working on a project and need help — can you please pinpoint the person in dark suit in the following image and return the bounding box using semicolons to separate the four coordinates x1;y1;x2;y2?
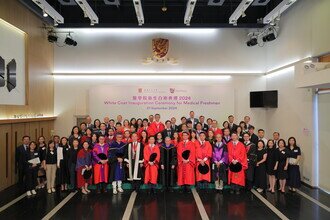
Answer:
85;115;94;129
244;116;253;131
228;115;238;134
248;126;258;145
16;135;31;186
178;117;187;132
162;120;175;139
187;111;198;128
170;117;179;132
198;115;209;132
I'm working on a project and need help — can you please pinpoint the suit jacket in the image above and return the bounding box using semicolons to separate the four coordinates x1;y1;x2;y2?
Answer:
250;133;259;146
200;123;209;132
15;144;29;170
187;118;199;128
170;124;179;132
162;128;175;139
229;123;238;133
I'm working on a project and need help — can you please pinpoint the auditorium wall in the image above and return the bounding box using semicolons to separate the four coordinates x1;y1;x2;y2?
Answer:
54;75;267;137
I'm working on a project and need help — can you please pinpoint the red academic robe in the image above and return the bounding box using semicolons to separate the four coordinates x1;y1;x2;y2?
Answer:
147;121;165;137
144;144;160;184
122;137;132;144
177;140;196;186
227;141;248;186
137;126;148;138
195;141;212;182
208;127;223;136
92;143;109;184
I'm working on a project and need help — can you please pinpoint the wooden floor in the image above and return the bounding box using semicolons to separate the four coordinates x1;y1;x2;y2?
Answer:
0;184;329;219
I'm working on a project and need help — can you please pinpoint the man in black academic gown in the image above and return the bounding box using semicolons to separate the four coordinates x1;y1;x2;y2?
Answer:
248;126;258;145
15;136;30;186
160;137;177;192
124;133;144;192
228;115;238;134
162;120;174;139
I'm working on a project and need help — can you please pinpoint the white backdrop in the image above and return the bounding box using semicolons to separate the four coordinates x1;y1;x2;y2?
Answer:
0;19;26;105
89;85;234;121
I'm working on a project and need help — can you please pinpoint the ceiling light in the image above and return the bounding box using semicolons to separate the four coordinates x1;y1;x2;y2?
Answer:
43;9;48;17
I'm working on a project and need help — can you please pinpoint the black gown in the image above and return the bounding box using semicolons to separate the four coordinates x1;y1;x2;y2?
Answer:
160;144;177;188
287;146;301;188
276;148;289;180
254;149;267;190
245;142;257;183
57;144;70;185
266;147;277;175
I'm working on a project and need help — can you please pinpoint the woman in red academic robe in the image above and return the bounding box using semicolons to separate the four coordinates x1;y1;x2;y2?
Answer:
227;133;248;195
195;132;212;189
76;141;92;194
92;135;109;193
144;136;160;194
177;131;196;192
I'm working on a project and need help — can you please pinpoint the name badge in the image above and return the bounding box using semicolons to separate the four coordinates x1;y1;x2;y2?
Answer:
294;150;298;152
34;153;38;156
50;151;54;155
281;151;285;154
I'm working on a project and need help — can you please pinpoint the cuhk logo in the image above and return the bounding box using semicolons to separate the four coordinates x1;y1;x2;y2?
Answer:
138;88;143;93
170;88;175;93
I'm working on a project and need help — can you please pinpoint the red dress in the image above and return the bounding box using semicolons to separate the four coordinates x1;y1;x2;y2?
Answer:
227;141;248;186
195;141;212;182
177;140;196;186
92;143;109;184
147;121;165;137
76;148;92;188
144;144;160;184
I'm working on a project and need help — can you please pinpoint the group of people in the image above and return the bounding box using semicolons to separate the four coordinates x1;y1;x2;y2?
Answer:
15;111;302;197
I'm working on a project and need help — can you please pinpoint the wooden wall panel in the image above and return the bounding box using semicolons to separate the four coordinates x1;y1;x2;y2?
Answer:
11;123;26;184
0;125;12;191
0;0;54;117
319;54;330;62
29;122;40;142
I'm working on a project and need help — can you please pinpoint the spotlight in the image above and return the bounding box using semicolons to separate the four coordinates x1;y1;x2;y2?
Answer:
241;12;246;18
64;34;77;46
246;36;258;47
47;31;57;43
262;32;276;42
43;8;48;17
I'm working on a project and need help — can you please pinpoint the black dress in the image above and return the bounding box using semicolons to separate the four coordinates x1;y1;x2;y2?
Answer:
254;149;267;190
276;148;289;180
287;146;301;188
160;144;177;188
57;144;70;185
266;147;277;175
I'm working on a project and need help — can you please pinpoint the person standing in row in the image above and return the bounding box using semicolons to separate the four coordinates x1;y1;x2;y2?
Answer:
212;134;228;191
76;141;92;194
144;136;160;194
24;141;41;196
254;140;267;193
243;133;256;190
195;132;212;191
109;133;126;195
57;137;70;191
44;140;57;194
92;135;109;193
177;132;196;193
160;137;177;192
228;133;248;195
125;133;144;192
68;139;80;191
287;137;302;192
274;139;289;193
266;140;277;193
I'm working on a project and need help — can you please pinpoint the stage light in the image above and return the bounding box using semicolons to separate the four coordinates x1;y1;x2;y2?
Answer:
47;31;58;43
262;32;276;42
43;9;48;17
64;34;77;46
246;36;258;47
